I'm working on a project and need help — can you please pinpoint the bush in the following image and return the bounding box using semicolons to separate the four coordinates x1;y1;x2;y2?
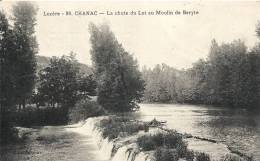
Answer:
97;116;148;140
0;126;19;144
185;150;195;161
195;152;211;161
138;132;194;161
14;107;69;126
0;110;19;144
154;148;179;161
137;132;186;151
221;154;254;161
69;99;105;123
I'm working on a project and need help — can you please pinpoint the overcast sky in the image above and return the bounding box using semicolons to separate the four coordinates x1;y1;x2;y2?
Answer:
1;1;260;69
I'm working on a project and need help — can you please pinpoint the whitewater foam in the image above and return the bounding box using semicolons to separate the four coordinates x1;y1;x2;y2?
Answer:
66;117;152;161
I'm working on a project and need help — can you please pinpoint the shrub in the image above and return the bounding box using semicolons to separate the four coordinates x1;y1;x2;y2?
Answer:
185;150;195;161
0;126;19;144
221;154;254;161
138;132;194;161
14;107;69;126
154;148;179;161
0;110;19;144
69;99;105;123
97;116;148;140
137;135;157;151
137;132;186;151
195;152;211;161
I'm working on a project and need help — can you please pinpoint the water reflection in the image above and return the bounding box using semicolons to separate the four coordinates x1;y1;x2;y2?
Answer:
136;103;260;160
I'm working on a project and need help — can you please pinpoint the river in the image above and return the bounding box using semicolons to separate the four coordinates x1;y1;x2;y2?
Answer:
1;104;259;161
135;104;260;160
0;126;108;161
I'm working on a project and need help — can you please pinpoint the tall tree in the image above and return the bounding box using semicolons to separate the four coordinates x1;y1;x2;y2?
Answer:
0;11;19;142
89;23;144;112
12;2;38;109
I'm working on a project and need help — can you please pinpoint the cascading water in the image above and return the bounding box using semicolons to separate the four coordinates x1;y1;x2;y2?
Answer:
111;146;128;161
66;117;152;161
112;144;151;161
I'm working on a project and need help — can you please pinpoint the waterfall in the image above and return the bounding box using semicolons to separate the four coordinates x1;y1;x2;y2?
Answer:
99;137;114;160
112;145;152;161
111;146;128;161
67;117;152;161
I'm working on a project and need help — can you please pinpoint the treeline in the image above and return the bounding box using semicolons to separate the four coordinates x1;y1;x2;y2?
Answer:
142;25;260;110
1;2;145;141
0;2;98;142
14;23;145;126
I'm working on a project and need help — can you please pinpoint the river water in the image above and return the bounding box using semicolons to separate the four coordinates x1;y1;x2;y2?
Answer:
1;104;259;161
0;126;108;161
135;104;260;160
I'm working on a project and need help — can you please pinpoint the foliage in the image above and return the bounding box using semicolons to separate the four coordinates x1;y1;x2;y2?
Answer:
195;152;210;161
153;148;195;161
36;55;94;79
154;148;179;161
37;54;80;108
69;99;105;123
142;38;260;110
142;64;178;102
14;106;69;126
137;132;186;151
89;23;145;112
221;154;254;161
36;54;97;122
0;11;17;127
0;2;37;142
137;132;197;161
256;21;260;39
97;116;148;140
12;2;38;108
0;123;19;144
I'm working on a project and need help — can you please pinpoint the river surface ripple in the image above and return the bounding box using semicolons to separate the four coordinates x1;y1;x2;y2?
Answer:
134;104;260;160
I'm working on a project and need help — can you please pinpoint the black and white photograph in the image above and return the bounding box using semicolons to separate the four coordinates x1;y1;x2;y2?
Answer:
0;1;260;161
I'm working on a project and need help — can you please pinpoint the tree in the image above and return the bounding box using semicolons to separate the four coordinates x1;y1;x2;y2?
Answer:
0;11;19;143
36;54;96;122
142;64;177;103
38;54;80;107
247;44;260;110
77;74;97;98
256;21;260;39
89;23;145;112
141;38;260;110
207;40;248;107
12;2;38;109
0;11;14;110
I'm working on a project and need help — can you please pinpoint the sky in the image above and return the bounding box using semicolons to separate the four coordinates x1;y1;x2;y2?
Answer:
1;1;260;69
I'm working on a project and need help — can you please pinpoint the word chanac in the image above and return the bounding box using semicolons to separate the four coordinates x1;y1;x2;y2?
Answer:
75;11;98;16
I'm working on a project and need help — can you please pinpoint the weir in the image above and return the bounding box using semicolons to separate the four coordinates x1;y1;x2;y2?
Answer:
66;117;152;161
66;117;250;161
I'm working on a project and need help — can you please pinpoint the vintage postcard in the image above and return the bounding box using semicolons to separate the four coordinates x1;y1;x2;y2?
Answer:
0;1;260;161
